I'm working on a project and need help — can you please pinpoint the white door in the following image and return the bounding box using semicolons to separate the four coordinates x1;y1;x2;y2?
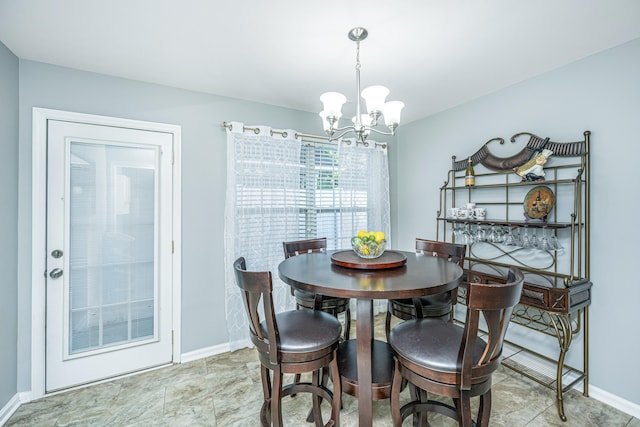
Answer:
46;119;174;392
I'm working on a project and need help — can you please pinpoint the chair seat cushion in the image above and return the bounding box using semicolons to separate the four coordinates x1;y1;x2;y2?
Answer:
261;310;341;353
388;318;487;373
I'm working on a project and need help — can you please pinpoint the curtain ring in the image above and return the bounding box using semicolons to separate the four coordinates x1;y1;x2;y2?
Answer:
282;131;288;138
254;128;261;134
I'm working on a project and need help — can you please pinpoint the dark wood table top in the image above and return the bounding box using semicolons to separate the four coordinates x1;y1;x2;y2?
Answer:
278;249;463;299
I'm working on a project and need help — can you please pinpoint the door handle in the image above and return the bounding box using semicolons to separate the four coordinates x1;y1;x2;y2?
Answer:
49;268;63;279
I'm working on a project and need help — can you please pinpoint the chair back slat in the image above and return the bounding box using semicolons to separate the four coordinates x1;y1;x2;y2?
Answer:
460;267;524;388
415;238;466;267
283;237;327;259
233;257;280;364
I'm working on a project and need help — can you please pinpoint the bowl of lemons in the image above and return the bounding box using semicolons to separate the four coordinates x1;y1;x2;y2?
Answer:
351;230;386;259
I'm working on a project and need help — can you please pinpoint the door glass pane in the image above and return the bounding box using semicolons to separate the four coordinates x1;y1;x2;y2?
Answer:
68;142;157;354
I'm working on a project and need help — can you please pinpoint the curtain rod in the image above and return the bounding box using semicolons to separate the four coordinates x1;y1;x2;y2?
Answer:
220;121;387;148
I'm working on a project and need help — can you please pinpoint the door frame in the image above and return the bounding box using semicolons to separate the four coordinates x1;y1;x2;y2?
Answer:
31;107;182;399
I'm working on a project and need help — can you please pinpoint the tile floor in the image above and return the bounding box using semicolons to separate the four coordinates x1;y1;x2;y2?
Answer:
6;315;640;426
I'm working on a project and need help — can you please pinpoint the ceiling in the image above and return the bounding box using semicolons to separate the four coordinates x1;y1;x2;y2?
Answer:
1;1;639;124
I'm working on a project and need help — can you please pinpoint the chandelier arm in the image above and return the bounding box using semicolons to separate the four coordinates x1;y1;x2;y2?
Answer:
366;127;394;137
331;124;359;133
329;128;359;141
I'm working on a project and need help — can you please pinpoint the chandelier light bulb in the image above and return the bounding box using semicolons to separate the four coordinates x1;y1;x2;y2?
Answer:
383;101;405;127
319;111;332;132
361;85;389;115
320;92;347;119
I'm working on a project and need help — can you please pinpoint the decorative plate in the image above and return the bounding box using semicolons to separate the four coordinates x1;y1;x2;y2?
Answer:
524;185;555;219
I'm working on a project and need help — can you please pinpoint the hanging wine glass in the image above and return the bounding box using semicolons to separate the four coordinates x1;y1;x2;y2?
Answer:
503;227;515;246
491;225;505;243
521;226;532;248
477;225;488;242
463;223;473;245
539;227;552;251
549;229;563;250
531;228;540;249
453;223;463;242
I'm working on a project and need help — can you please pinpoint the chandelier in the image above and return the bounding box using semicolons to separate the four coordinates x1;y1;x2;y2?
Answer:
319;27;405;144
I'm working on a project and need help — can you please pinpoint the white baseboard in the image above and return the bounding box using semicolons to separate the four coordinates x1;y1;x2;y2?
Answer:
180;339;253;364
501;343;640;420
0;394;21;426
588;384;640;419
180;342;230;363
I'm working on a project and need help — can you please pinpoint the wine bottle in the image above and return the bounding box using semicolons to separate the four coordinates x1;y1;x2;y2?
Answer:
465;157;475;186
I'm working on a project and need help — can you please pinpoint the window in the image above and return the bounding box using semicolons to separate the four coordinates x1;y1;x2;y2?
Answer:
224;123;389;349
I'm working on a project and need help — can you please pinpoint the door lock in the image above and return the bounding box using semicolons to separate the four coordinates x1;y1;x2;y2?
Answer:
49;268;63;279
51;249;63;259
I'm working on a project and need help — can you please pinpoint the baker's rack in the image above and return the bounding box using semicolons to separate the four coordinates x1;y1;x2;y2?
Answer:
436;131;591;421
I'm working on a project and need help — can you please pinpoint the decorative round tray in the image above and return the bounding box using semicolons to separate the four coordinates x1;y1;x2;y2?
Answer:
331;250;407;270
524;185;555;219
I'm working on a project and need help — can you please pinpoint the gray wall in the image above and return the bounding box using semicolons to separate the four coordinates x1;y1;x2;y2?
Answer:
16;60;333;391
395;38;640;405
0;41;19;409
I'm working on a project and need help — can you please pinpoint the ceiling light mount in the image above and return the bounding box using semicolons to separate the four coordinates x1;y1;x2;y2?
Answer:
320;27;404;144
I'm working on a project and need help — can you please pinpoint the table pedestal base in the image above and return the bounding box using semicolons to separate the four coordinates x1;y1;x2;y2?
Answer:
337;339;394;400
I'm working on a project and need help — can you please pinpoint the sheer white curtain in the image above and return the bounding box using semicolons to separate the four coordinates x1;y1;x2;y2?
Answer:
337;139;391;314
224;124;392;349
224;122;301;350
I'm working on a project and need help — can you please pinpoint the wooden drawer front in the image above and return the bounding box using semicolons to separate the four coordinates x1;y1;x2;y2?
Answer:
464;270;591;314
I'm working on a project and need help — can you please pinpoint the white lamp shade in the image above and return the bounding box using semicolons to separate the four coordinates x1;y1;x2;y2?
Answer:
320;92;347;118
383;101;405;126
361;85;389;114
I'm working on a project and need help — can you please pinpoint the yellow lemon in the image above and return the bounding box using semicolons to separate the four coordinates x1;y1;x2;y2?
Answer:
374;231;385;243
357;229;367;239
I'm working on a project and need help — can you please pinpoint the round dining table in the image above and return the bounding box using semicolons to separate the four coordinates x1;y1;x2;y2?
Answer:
278;249;464;427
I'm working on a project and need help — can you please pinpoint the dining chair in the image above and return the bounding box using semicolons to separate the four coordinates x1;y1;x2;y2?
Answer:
385;238;466;339
283;238;351;341
388;267;525;427
233;257;342;427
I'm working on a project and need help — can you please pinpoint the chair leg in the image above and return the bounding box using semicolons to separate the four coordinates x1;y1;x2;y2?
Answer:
477;389;492;427
271;366;284;427
385;305;392;341
311;370;324;427
328;350;341;427
291;373;302;397
459;390;473;427
415;388;429;427
390;359;404;427
306;367;328;423
344;307;351;341
260;366;272;401
259;367;272;427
